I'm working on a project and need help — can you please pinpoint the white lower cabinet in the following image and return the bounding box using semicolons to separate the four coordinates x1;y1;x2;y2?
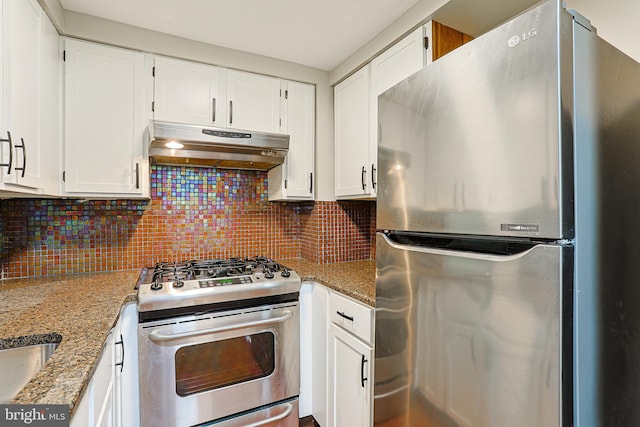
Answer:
71;302;139;427
329;324;373;427
327;290;374;427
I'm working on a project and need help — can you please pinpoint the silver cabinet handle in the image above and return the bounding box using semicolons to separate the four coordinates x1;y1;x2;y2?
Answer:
212;98;216;122
245;403;294;427
148;310;293;342
135;163;140;189
229;100;233;124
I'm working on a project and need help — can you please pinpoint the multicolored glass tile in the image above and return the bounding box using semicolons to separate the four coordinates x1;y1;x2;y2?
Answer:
0;165;375;279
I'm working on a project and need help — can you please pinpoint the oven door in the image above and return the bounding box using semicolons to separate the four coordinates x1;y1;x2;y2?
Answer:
138;302;300;427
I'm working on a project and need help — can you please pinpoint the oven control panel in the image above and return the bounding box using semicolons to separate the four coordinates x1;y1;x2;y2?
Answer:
198;276;254;288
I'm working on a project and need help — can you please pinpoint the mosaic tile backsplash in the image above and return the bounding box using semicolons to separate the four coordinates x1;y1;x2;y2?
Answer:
0;166;375;279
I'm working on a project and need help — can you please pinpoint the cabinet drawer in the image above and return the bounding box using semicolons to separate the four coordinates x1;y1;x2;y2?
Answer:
329;292;373;344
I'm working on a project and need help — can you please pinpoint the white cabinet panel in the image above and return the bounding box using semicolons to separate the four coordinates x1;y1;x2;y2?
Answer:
335;21;473;200
3;0;40;189
329;291;374;344
226;69;281;133
114;302;139;427
269;80;315;200
334;65;372;199
38;10;61;195
370;26;428;196
153;56;226;127
63;39;148;197
329;324;373;427
70;303;139;427
0;0;61;196
371;26;427;97
327;289;374;427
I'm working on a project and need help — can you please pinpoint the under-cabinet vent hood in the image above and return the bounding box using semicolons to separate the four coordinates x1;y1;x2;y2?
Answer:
148;120;289;170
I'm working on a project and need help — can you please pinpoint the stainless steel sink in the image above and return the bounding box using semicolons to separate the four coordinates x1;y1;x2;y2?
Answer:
0;343;59;403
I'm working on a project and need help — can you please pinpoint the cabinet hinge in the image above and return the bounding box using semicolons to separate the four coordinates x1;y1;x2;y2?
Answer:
63;50;66;61
62;171;65;182
284;179;288;189
152;66;155;77
285;90;288;99
151;101;155;112
424;36;429;50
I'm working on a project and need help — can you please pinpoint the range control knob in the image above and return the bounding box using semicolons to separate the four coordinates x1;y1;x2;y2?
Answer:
150;282;163;291
281;268;291;278
264;270;275;279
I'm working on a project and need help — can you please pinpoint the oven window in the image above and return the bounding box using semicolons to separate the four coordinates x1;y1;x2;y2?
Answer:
175;332;275;396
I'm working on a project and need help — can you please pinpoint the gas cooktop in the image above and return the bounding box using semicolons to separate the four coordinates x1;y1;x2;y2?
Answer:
136;256;301;319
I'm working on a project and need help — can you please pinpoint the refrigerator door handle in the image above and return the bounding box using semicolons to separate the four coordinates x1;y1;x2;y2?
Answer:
381;233;540;261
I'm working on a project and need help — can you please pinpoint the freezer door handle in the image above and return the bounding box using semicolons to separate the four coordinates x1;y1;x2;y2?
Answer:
380;233;546;261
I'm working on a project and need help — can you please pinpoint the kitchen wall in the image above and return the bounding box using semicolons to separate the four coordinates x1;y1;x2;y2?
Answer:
0;166;375;279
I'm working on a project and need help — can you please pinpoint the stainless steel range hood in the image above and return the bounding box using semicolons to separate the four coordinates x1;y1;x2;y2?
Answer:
148;120;289;170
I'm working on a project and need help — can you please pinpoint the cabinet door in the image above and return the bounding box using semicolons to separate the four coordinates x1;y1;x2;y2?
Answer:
153;56;226;127
274;80;315;200
93;330;115;427
334;65;372;199
38;10;61;195
329;324;372;427
370;26;427;198
63;39;146;195
1;0;42;189
113;303;139;427
226;70;281;133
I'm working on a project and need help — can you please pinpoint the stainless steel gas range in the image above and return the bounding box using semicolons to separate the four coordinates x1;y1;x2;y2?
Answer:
136;257;301;427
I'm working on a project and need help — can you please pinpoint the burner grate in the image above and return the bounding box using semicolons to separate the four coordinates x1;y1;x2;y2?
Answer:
149;257;282;284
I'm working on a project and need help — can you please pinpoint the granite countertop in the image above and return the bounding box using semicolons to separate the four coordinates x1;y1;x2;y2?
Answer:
0;270;139;414
0;259;375;414
281;258;376;306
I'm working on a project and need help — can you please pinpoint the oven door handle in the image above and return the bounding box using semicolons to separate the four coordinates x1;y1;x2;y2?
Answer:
244;402;294;427
148;311;293;342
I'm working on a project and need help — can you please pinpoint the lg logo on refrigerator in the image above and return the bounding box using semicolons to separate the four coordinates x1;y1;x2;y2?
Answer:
508;28;538;47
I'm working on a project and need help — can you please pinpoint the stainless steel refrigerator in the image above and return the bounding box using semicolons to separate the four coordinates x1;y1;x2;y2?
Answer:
374;1;640;426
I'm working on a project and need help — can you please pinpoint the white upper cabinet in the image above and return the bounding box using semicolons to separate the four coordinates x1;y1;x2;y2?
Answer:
151;57;316;200
152;58;284;135
0;0;59;195
226;69;281;133
334;64;372;199
370;26;427;195
63;39;149;197
334;21;471;200
153;56;227;127
371;26;427;97
269;80;315;201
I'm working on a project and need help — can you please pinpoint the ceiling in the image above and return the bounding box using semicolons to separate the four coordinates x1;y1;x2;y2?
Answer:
59;0;424;71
